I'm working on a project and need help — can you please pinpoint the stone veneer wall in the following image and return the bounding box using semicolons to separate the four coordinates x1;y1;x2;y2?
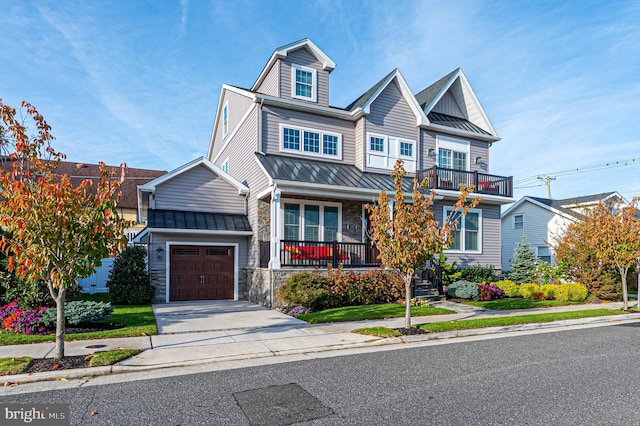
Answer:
150;268;166;304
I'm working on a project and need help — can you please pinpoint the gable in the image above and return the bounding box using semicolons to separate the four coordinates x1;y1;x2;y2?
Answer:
367;80;418;141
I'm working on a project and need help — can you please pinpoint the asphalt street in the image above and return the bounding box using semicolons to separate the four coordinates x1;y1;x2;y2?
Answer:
2;323;639;425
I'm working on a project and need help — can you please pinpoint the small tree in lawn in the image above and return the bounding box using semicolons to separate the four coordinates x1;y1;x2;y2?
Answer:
508;234;538;283
366;161;480;329
557;201;640;310
0;100;129;358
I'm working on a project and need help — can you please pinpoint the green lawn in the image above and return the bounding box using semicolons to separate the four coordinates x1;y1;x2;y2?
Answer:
353;327;402;338
464;298;582;310
298;304;453;324
418;309;628;333
0;357;32;375
0;304;157;346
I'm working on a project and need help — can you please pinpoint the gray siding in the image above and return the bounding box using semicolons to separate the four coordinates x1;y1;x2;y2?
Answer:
255;63;279;97
214;107;270;268
279;47;330;106
262;105;356;164
154;165;245;214
210;90;255;161
449;78;490;134
435;202;501;269
432;90;465;118
364;80;420;174
354;118;364;170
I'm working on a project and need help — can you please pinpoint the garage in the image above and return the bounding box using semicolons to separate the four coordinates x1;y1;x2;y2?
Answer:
169;245;235;301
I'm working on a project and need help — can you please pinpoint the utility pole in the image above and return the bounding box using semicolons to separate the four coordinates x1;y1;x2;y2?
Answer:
537;175;556;198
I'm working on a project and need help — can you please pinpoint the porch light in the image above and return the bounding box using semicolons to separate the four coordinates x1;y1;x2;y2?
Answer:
428;148;436;157
156;246;164;260
475;156;484;165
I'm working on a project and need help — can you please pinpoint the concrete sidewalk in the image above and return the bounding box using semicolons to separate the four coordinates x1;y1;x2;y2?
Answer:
1;301;639;385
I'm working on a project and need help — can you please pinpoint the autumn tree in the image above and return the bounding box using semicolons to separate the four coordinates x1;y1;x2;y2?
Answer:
0;100;128;358
367;161;480;329
554;200;640;310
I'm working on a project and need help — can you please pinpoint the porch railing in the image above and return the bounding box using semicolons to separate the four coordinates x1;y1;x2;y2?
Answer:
259;241;381;268
417;166;513;198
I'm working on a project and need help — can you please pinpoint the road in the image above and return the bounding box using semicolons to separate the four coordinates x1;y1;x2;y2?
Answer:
2;323;640;425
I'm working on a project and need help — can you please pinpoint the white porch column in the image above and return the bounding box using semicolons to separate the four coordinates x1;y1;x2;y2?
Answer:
268;187;282;269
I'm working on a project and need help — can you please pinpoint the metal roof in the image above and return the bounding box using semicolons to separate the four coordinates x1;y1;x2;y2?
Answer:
427;112;492;136
256;153;414;193
148;209;251;232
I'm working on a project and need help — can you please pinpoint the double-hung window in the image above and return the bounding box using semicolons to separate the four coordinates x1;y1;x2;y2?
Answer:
280;124;341;159
292;64;316;101
537;246;552;264
514;214;524;230
444;207;481;253
366;133;416;172
436;135;470;171
282;201;341;242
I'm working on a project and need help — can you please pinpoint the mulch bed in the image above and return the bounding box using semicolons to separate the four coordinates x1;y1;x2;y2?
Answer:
24;355;91;374
395;327;429;336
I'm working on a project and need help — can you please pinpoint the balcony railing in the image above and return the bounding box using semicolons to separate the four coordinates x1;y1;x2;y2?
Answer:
417;166;513;198
259;241;380;268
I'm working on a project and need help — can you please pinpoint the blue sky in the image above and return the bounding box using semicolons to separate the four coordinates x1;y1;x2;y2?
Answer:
2;0;639;202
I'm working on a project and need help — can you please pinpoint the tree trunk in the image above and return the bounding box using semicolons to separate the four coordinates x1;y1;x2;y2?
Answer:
621;268;628;311
404;273;412;329
48;282;66;359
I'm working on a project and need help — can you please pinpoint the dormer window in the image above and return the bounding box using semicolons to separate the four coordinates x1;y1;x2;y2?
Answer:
222;103;228;137
292;64;316;101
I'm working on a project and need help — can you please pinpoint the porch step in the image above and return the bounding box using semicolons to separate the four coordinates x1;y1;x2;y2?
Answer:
414;280;444;302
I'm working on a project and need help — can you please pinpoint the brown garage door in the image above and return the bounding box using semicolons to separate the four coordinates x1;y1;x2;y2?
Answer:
169;245;235;301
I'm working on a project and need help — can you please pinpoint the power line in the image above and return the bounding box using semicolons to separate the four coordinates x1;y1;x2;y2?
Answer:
515;156;640;185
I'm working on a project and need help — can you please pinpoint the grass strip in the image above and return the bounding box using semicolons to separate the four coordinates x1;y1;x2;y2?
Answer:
418;309;629;333
89;349;142;367
0;305;157;346
298;304;453;324
0;357;33;375
463;298;582;310
353;327;402;338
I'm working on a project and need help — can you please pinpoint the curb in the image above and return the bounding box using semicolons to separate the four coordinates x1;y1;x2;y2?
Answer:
3;313;640;386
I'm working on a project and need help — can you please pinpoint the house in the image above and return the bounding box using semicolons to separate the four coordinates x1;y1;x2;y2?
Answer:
500;192;626;271
135;38;514;305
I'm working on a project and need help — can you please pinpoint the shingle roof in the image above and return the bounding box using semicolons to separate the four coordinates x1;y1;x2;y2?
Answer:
256;153;413;193
345;70;396;112
148;209;251;232
414;69;459;110
427;112;492;136
528;192;620;218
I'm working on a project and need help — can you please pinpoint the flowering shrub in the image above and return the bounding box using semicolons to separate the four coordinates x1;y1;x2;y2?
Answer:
476;283;506;301
493;280;519;297
0;301;46;334
518;283;541;299
286;306;312;318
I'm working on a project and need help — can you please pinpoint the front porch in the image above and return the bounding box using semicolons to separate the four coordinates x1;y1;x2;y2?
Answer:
417;165;513;197
260;240;380;268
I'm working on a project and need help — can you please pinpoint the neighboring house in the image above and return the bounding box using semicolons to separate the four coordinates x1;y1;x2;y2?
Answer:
135;38;514;305
500;192;626;271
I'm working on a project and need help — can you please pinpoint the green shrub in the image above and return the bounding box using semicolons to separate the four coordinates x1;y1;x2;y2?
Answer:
447;280;479;300
519;283;540;299
329;268;404;306
107;246;154;305
37;301;113;329
460;265;498;283
493;280;519;297
277;272;333;311
540;284;558;300
434;253;462;286
554;283;588;302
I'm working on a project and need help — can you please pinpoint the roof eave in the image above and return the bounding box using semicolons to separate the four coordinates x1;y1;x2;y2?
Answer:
422;123;501;142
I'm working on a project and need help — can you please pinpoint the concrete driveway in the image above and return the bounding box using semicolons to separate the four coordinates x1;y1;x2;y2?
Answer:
152;300;307;334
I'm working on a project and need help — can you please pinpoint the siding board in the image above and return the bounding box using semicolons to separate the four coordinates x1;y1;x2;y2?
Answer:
210;90;254;161
279;47;330;106
255;63;279;97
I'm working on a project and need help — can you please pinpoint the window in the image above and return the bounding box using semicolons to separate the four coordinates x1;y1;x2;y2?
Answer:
366;133;416;172
537;246;552;264
444;207;481;252
282;201;341;242
436;135;470;171
323;134;338;156
222;104;228;137
292;64;316;101
283;128;300;151
514;214;523;230
280;125;341;159
221;158;229;173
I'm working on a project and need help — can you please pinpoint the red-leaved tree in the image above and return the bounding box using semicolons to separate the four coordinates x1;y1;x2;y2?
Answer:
0;100;128;358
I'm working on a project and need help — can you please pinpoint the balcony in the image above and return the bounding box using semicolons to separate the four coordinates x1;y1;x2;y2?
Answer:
417;166;513;198
260;241;381;268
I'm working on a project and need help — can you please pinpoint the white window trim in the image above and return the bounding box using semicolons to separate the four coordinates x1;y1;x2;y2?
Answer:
436;135;470;171
366;132;417;172
513;214;524;230
279;123;342;160
536;246;552;263
222;102;229;137
443;206;482;254
221;158;229;173
291;63;317;102
280;199;342;242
